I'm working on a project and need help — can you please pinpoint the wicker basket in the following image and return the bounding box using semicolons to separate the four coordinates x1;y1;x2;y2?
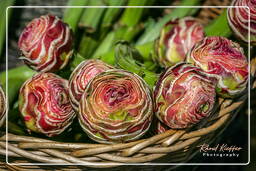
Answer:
0;1;254;170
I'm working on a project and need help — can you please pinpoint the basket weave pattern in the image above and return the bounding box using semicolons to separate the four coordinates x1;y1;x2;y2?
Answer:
0;1;254;170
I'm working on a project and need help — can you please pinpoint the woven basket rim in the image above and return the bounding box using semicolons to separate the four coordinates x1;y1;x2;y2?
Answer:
0;97;245;168
1;1;254;169
0;58;252;166
0;58;253;167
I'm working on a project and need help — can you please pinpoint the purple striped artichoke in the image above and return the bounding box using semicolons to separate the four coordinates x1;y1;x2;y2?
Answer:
78;69;153;143
19;73;75;137
228;0;256;45
69;59;113;111
18;15;73;72
186;36;248;98
155;17;205;67
0;86;6;128
154;63;216;129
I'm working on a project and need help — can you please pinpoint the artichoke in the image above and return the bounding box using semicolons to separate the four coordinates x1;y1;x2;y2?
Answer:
156;121;169;134
186;36;248;98
154;63;216;129
18;14;73;72
69;59;113;111
228;0;256;45
155;17;205;67
19;73;75;137
0;86;6;128
78;69;153;144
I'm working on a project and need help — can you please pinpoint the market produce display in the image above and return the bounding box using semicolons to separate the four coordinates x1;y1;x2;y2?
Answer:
78;69;153;143
19;73;75;137
186;36;248;98
0;0;254;167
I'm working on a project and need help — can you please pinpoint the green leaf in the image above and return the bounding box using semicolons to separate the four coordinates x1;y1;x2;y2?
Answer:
0;65;36;107
114;41;158;89
98;50;115;65
205;9;232;37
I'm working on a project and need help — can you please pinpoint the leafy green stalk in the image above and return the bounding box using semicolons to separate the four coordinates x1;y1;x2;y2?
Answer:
0;0;15;58
136;42;154;61
98;0;127;40
136;0;202;45
79;0;106;33
0;66;36;84
117;0;155;41
204;9;232;37
78;35;98;58
92;31;115;58
93;24;142;58
93;0;154;59
0;65;36;107
115;41;158;89
101;0;127;29
97;40;154;66
63;0;89;33
143;60;158;71
77;0;107;58
98;50;115;65
119;0;153;27
116;24;143;41
98;41;153;65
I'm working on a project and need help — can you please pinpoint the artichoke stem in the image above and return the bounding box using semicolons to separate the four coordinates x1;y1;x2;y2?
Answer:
115;41;158;89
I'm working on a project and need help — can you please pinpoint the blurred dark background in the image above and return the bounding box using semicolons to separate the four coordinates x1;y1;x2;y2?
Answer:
0;0;255;170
